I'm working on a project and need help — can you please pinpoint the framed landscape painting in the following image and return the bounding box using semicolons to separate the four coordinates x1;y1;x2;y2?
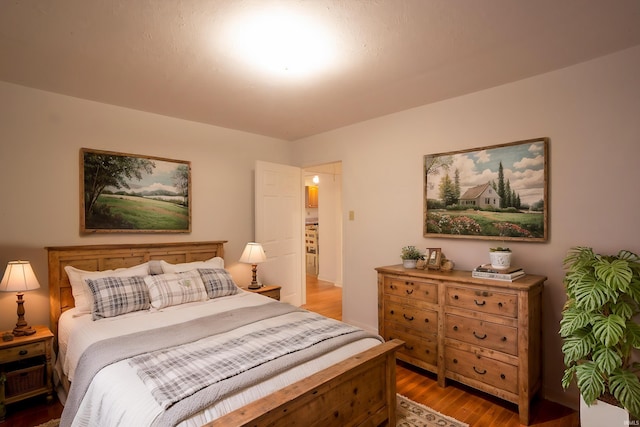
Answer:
80;148;191;233
424;137;548;242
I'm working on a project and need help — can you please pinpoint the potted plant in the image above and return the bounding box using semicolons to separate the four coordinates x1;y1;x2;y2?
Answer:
489;247;511;269
401;246;423;269
560;246;640;425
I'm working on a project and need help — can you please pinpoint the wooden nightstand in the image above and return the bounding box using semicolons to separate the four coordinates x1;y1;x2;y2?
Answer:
0;325;54;421
244;285;281;301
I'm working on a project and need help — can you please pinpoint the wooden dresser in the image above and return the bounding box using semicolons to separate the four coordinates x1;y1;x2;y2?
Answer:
376;265;544;425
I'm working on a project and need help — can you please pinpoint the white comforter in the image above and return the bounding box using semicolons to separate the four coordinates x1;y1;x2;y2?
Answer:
57;291;379;427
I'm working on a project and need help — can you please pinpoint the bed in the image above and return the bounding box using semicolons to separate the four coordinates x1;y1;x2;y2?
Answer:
46;241;402;426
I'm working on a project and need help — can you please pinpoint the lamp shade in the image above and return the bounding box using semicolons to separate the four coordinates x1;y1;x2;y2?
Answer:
239;243;267;264
0;261;41;293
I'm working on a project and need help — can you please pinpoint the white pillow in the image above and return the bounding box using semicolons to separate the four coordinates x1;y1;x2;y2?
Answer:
64;263;150;314
160;256;224;273
144;271;208;309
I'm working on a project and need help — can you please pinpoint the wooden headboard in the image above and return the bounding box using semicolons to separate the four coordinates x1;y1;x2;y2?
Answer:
46;241;226;340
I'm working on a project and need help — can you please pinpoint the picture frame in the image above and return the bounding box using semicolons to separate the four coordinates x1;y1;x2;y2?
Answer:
426;248;442;270
80;148;191;233
424;137;548;242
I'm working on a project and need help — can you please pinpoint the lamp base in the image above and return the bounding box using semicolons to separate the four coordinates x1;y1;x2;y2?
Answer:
13;325;36;336
248;282;261;290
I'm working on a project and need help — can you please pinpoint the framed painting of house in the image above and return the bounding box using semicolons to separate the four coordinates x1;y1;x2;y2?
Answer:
80;148;191;233
424;137;548;242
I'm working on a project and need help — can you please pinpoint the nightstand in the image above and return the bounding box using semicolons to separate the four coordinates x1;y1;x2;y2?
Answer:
244;285;281;301
0;325;54;421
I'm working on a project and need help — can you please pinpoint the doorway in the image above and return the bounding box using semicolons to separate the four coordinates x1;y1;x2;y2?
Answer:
303;162;343;305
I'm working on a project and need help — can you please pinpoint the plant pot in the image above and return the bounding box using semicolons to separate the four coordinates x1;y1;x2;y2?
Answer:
402;259;417;269
489;251;512;269
580;395;631;427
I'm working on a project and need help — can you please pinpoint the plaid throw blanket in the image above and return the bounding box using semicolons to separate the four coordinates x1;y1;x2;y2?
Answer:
129;311;362;409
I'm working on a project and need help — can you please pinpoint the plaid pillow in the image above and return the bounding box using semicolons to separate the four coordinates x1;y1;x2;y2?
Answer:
144;271;208;309
197;268;241;299
86;276;150;320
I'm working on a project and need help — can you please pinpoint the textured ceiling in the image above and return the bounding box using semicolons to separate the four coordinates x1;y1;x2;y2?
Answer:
2;0;640;140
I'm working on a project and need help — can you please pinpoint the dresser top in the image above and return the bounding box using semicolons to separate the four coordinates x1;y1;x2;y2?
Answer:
375;264;546;291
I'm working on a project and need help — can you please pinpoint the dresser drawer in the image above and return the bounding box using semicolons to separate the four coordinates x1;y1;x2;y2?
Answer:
384;276;438;304
445;314;517;355
384;300;438;334
446;285;517;318
384;325;437;366
445;346;518;395
0;341;46;364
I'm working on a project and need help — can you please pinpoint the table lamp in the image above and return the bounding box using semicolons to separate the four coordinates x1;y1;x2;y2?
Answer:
0;260;41;336
239;242;267;289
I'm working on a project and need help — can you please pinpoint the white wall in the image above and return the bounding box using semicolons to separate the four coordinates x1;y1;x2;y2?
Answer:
292;45;640;408
0;81;292;332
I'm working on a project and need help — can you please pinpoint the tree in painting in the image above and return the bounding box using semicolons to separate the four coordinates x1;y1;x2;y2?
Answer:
84;152;155;220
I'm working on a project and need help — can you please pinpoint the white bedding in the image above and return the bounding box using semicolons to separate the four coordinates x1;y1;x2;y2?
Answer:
57;291;380;427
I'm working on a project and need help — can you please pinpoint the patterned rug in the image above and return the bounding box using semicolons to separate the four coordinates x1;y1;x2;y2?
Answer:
35;395;467;427
397;394;469;427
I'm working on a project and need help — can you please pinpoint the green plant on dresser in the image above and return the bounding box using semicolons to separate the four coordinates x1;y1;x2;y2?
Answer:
560;246;640;418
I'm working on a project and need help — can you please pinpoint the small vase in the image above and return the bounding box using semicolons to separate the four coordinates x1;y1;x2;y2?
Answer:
403;259;417;269
489;251;512;269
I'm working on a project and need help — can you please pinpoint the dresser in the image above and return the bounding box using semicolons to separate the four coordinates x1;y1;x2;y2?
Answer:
376;265;544;425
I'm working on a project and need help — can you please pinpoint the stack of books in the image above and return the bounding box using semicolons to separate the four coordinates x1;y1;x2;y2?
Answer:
472;264;525;281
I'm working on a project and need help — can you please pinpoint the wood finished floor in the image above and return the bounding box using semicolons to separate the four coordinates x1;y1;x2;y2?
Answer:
2;276;578;426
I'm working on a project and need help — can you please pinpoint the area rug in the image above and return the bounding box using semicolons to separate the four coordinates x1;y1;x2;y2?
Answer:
35;395;467;427
397;394;469;427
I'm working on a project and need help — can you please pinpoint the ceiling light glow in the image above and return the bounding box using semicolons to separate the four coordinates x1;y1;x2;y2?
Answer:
226;8;337;79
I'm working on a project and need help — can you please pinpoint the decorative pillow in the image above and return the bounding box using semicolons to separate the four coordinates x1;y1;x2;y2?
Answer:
197;268;241;299
160;257;224;273
86;276;150;320
148;260;164;275
64;263;150;314
144;270;208;309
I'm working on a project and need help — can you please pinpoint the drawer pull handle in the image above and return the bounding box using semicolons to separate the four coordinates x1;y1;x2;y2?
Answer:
19;350;28;356
405;289;414;295
390;285;397;290
498;302;503;308
474;299;486;306
501;336;507;342
403;314;414;321
453;358;458;364
501;374;506;380
453;295;459;300
473;366;487;375
473;332;487;340
390;310;395;315
424;318;429;323
404;344;414;351
453;326;459;331
425;349;430;354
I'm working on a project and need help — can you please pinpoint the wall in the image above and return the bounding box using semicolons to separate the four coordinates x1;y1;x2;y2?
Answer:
0;81;292;332
292;45;640;408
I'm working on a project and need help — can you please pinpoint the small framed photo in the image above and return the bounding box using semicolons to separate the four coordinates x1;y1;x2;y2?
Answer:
426;248;442;270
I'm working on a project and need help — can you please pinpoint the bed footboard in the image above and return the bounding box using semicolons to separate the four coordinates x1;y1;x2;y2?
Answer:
204;339;403;427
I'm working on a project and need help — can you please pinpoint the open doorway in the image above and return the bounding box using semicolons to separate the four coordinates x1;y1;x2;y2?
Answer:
302;162;343;309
